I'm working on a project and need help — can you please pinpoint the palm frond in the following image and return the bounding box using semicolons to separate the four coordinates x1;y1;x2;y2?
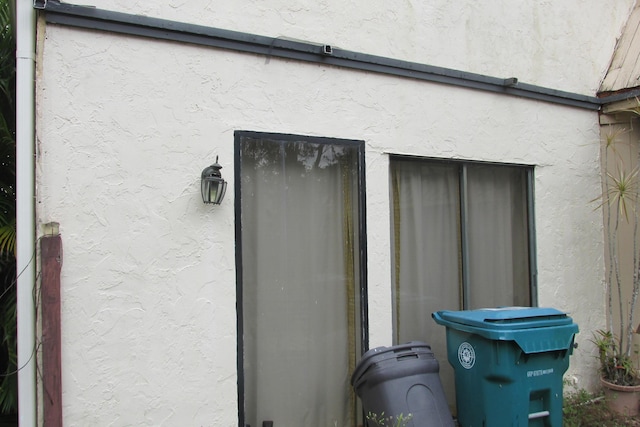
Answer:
603;127;627;151
605;164;640;222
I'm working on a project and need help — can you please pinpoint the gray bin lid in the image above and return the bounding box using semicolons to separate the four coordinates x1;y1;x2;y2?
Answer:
351;341;434;387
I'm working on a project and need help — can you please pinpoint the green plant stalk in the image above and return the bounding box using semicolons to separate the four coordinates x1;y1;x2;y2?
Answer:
605;137;640;358
604;129;615;339
605;153;640;357
604;142;625;354
613;201;624;350
596;126;640;385
626;135;640;358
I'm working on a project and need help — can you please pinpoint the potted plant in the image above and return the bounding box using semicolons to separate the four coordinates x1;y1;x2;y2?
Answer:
594;125;640;416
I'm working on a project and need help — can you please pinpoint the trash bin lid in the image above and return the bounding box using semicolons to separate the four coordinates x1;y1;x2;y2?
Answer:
434;307;571;330
432;307;579;354
350;341;435;387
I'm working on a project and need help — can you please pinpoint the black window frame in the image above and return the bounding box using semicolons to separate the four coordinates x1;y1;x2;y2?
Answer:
390;155;538;309
234;130;369;427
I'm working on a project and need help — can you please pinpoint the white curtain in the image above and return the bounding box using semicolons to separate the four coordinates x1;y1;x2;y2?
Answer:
390;158;530;410
466;164;530;309
391;160;461;407
240;137;360;427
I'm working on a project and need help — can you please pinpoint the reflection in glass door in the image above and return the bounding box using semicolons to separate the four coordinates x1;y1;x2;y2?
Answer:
235;132;367;427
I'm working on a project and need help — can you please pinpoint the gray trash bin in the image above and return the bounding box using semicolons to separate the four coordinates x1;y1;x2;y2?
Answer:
351;341;454;427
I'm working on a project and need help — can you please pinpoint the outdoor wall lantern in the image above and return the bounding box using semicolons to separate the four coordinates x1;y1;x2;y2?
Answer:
201;156;227;205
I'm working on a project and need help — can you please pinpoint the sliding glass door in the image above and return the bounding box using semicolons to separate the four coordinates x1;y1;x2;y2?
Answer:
390;156;535;408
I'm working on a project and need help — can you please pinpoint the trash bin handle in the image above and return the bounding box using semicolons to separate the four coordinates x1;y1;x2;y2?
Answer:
389;341;431;354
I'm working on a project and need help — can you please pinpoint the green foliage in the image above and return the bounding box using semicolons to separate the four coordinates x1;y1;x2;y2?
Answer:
596;125;640;386
0;0;14;259
0;0;16;416
593;330;639;386
0;259;16;414
605;164;639;222
563;389;639;427
365;411;413;427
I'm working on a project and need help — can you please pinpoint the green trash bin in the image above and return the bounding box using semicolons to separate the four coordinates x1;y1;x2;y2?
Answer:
432;307;578;427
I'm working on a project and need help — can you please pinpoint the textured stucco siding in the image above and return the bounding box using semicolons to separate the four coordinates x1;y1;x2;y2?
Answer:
57;0;634;95
34;1;633;425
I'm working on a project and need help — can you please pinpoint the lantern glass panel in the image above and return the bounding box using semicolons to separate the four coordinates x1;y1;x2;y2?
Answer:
202;177;226;204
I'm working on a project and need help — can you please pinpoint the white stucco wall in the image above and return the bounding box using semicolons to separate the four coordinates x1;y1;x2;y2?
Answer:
54;0;634;95
34;1;633;425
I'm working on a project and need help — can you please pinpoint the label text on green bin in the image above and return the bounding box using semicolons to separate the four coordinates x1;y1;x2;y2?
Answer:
527;368;554;378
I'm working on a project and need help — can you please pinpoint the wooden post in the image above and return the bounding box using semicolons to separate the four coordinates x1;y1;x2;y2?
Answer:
41;234;62;427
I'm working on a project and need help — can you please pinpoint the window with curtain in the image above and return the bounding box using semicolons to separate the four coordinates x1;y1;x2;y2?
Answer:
235;131;367;427
389;156;535;408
